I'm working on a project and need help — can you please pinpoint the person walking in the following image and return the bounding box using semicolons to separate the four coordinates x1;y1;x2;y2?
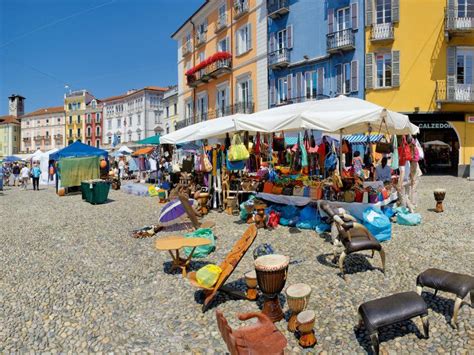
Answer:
0;163;4;191
12;163;20;187
20;164;30;190
31;163;41;191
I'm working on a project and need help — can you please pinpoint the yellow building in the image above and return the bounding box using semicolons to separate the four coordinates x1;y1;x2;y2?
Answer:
0;116;21;157
365;0;474;176
172;0;268;128
64;90;95;145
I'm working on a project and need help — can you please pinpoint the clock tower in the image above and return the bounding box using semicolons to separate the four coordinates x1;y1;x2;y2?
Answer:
8;94;25;117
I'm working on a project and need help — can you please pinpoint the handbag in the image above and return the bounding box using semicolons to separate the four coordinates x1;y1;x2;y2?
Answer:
375;118;393;154
272;132;285;152
228;134;250;161
398;136;412;166
272;185;283;195
282;185;293;196
309;185;322;200
343;190;355;203
226;156;245;171
263;181;274;193
201;152;212;172
341;140;350;154
293;186;305;196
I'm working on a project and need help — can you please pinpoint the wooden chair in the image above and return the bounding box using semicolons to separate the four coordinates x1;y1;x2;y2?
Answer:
188;224;258;311
216;309;287;355
178;193;216;230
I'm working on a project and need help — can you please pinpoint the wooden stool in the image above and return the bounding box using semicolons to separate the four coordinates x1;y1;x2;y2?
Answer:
254;203;267;229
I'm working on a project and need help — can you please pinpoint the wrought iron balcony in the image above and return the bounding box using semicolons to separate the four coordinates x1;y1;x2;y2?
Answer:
267;0;289;19
233;101;254;114
187;58;232;87
22;137;31;142
182;41;192;57
445;5;474;35
195;32;207;47
233;0;249;19
175;118;193;130
54;134;63;140
327;29;355;53
436;80;474;104
371;23;394;42
215;14;227;33
34;135;43;141
268;48;290;69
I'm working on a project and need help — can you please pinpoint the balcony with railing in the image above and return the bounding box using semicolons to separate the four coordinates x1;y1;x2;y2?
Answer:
233;0;249;19
22;137;31;142
267;0;289;19
445;5;474;34
215;14;227;33
34;135;43;142
176;118;193;130
233;101;254;114
182;41;192;57
327;29;355;53
54;133;63;140
268;48;290;69
186;52;232;87
371;23;394;42
195;31;207;47
436;80;474;104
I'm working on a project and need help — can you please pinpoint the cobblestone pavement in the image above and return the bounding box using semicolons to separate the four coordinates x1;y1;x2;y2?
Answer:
0;176;473;353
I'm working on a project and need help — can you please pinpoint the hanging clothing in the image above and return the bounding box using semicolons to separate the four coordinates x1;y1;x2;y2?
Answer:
149;158;157;172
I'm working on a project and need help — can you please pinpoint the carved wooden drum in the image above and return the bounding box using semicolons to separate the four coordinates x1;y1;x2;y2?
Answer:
254;254;289;322
244;270;258;300
433;188;446;213
285;283;311;332
297;310;317;348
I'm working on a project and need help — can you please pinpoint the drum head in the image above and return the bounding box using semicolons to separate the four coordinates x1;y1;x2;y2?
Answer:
297;310;315;323
286;283;311;298
254;254;290;271
244;270;256;279
434;188;446;193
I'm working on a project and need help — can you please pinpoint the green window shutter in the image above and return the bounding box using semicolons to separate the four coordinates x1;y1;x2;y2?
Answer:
365;53;374;89
392;0;400;23
365;0;373;27
392;50;400;87
447;46;456;101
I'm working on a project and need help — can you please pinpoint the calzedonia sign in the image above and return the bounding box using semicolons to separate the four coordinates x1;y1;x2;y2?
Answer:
417;122;451;129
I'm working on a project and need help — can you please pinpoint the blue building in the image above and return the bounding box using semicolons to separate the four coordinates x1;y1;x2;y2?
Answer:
267;0;365;108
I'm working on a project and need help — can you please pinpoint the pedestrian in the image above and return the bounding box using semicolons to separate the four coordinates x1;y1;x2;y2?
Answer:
12;163;20;186
352;151;364;179
20;164;30;190
375;157;392;183
0;163;4;191
31;162;41;191
118;159;125;180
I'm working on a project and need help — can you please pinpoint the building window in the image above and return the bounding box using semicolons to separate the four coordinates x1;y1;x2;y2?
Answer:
68;103;72;110
77;115;81;124
344;63;351;93
457;0;474;17
196;93;208;121
117;118;121;128
277;29;287;51
96;140;100;148
166;106;170;118
198;51;205;63
336;7;351;31
137;132;141;140
96;126;100;137
77;128;81;136
87;127;91;137
107;119;112;129
129;116;132;126
137;114;141;125
96;112;101;121
87;113;91;123
46;119;49;124
217;37;229;52
69;128;73;137
69;116;72;124
108;136;112;144
216;85;229;116
376;53;392;88
57;118;61;124
117;135;121;143
236;24;251;55
87;140;91;146
376;0;392;24
174;103;177;115
278;77;287;103
185;99;193;119
218;3;227;25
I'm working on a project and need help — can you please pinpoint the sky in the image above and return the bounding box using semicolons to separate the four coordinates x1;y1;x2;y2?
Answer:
0;0;203;115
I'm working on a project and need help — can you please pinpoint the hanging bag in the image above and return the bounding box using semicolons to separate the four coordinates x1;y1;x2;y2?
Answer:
272;132;285;152
375;118;394;154
200;147;213;173
228;134;250;161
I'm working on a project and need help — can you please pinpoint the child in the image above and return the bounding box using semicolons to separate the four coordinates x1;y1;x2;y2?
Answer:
352;151;364;178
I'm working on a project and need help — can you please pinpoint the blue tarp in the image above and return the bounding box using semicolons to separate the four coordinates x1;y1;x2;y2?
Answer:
50;141;108;160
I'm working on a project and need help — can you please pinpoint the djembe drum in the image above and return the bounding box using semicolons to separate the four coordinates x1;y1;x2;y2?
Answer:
285;283;312;332
244;270;258;300
198;192;210;215
296;310;317;348
254;254;290;322
434;188;446;213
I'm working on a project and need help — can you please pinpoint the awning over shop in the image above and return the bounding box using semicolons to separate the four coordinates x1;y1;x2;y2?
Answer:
132;146;154;156
137;135;160;145
344;134;384;144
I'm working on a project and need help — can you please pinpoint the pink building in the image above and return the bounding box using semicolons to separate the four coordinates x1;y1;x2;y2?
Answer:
20;106;66;153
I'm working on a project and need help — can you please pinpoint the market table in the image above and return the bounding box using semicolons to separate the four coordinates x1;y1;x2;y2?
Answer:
154;236;211;277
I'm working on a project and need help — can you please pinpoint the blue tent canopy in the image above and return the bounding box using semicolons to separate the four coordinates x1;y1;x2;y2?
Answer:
3;155;23;162
50;141;108;160
344;134;384;144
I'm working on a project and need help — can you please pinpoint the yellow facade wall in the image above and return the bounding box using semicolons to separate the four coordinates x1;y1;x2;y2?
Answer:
365;0;474;167
64;96;86;144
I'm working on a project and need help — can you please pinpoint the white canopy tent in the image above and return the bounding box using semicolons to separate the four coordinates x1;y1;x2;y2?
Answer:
117;145;133;154
25;149;44;161
39;148;58;185
160;114;246;144
233;96;419;135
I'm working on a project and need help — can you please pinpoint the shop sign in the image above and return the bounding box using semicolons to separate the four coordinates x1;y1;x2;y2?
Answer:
417;122;451;129
467;116;474;123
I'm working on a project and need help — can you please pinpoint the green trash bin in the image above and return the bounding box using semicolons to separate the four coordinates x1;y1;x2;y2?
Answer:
81;181;94;202
90;180;111;204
